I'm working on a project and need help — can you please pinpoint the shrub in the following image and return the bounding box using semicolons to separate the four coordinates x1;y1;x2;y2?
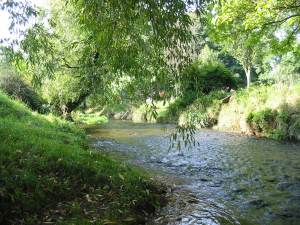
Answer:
247;109;277;134
217;83;300;141
178;91;227;128
156;92;196;123
73;112;108;125
181;61;237;95
246;102;300;140
166;92;195;116
0;73;45;112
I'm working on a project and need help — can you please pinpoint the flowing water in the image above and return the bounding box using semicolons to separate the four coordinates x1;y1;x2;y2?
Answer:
87;120;300;225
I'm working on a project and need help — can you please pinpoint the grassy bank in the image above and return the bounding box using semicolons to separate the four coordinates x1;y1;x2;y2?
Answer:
0;92;165;225
163;83;300;141
129;83;300;141
129;91;228;127
217;83;300;141
72;112;109;125
83;82;300;142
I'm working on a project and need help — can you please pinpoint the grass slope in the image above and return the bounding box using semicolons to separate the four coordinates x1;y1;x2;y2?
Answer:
0;92;165;225
217;83;300;140
130;83;300;141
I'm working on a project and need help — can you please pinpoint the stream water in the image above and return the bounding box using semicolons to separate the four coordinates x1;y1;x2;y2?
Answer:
87;120;300;225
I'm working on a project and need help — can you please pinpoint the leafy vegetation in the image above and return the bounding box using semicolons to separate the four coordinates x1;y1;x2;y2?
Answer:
0;72;45;113
218;84;300;140
73;112;109;125
0;0;300;223
1;0;299;126
178;91;228;128
180;59;237;94
0;91;165;224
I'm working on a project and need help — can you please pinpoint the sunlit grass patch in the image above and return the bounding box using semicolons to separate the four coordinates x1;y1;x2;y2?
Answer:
73;112;109;125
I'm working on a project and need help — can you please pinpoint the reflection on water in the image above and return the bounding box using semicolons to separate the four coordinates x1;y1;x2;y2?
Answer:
87;121;300;225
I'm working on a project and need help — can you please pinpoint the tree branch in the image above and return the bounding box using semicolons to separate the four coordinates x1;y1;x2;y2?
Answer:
262;14;300;27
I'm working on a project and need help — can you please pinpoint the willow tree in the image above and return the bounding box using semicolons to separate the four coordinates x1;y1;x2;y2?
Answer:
2;0;208;119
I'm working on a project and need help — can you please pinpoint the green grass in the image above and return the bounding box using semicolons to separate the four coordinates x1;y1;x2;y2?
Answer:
73;112;109;125
145;91;228;127
0;91;165;224
217;83;300;140
147;83;300;141
156;92;197;123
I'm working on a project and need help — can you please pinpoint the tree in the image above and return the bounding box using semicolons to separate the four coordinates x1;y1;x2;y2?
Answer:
180;45;237;95
206;0;300;88
2;0;209;119
205;1;262;88
223;36;261;89
261;51;300;84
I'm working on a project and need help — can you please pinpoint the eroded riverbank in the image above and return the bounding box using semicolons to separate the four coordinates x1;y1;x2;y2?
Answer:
88;120;300;225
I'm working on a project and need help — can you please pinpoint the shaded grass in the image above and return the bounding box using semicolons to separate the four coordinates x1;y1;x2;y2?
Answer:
0;92;165;224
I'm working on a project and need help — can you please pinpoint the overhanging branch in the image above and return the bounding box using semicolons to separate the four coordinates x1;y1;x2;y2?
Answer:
262;14;300;27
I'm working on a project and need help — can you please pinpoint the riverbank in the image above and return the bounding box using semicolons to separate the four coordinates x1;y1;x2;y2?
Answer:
217;83;300;140
0;92;166;224
105;83;300;141
176;83;300;141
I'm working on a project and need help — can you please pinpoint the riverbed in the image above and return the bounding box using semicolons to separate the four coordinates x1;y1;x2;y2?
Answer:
87;120;300;225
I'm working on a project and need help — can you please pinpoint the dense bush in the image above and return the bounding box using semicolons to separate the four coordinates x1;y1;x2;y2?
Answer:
164;92;195;116
155;58;237;125
247;105;300;140
181;61;237;95
247;108;278;135
178;91;228;128
0;73;45;112
154;92;197;123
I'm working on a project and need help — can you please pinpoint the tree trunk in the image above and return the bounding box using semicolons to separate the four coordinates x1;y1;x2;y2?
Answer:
244;66;251;89
61;92;90;121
